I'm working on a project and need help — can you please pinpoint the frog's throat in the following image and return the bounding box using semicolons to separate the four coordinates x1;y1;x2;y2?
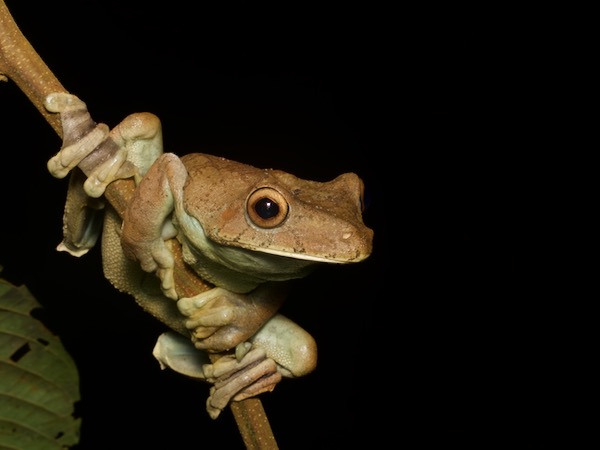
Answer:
174;215;319;293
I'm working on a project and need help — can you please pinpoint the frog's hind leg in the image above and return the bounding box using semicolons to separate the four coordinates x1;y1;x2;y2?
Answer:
56;168;106;257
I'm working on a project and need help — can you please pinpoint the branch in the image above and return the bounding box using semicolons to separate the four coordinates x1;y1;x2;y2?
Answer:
0;1;64;135
0;2;278;448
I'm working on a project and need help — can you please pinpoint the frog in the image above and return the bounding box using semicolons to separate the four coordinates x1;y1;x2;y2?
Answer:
44;92;374;418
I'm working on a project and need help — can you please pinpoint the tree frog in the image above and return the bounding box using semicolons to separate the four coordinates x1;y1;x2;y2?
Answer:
44;92;374;418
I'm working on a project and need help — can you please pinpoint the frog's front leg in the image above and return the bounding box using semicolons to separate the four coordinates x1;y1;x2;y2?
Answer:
45;93;110;183
119;153;188;300
45;92;163;197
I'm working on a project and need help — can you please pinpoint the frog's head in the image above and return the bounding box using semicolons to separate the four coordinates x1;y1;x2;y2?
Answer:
181;153;373;265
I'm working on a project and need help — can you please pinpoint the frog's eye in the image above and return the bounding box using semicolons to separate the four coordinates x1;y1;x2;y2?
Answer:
246;187;289;228
359;178;370;213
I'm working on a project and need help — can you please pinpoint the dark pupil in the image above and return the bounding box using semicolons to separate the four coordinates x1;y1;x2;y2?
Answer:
255;197;279;219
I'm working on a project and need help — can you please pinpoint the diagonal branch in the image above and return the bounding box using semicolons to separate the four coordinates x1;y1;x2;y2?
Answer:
0;2;278;448
0;1;64;135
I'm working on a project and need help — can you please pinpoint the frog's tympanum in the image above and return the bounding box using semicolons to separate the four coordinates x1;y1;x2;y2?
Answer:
45;92;373;418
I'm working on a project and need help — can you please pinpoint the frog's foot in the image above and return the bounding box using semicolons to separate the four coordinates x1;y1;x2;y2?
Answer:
204;342;282;419
152;331;212;378
56;169;106;257
120;236;178;300
73;146;133;198
156;265;177;300
177;287;260;352
45;92;137;198
152;333;281;419
45;93;109;180
85;112;163;196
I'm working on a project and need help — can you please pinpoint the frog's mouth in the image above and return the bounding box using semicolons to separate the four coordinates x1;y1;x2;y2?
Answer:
237;229;373;264
212;222;374;265
250;247;351;264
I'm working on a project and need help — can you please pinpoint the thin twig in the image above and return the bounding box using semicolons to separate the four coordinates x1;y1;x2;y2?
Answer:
0;2;278;448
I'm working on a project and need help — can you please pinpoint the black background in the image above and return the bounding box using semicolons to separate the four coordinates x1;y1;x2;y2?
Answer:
1;2;585;449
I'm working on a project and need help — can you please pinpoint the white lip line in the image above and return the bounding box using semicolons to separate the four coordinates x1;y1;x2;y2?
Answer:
250;246;348;263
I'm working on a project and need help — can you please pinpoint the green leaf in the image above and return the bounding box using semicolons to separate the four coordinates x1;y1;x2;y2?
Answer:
0;279;80;449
